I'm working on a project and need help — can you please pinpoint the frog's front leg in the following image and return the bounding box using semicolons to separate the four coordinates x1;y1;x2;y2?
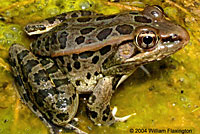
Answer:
25;10;101;36
9;44;86;134
87;76;133;125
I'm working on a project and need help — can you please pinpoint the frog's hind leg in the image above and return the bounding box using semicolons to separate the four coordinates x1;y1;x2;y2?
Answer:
25;10;101;36
9;44;59;133
9;44;84;134
86;76;134;126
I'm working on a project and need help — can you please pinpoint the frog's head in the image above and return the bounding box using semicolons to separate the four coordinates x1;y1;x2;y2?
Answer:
102;5;189;75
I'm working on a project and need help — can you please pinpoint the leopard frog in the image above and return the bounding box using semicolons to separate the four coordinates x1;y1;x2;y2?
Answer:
9;5;189;134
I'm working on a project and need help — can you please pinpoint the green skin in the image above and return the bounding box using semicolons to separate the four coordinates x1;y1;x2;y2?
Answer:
9;5;189;134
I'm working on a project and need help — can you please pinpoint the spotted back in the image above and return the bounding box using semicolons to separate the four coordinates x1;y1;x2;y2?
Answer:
30;10;153;57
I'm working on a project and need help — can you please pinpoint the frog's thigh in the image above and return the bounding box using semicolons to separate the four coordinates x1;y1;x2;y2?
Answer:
9;44;58;132
25;10;101;35
9;44;34;104
9;44;79;133
87;76;116;125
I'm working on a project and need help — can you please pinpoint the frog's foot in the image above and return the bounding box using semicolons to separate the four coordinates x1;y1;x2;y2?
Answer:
112;106;136;123
139;65;151;77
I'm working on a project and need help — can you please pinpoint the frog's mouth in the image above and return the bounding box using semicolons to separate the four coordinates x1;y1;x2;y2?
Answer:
125;25;190;65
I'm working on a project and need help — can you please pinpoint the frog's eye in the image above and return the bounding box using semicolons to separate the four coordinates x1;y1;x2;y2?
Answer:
143;5;164;21
136;30;158;50
151;5;164;19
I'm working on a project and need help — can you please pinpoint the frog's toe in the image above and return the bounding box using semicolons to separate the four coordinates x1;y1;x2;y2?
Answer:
139;65;151;77
112;106;136;122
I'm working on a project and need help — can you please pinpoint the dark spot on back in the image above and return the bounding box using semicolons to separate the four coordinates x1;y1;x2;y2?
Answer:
57;23;68;30
116;24;133;35
73;61;81;70
57;13;67;21
134;16;152;23
71;13;78;17
80;27;95;35
77;17;92;22
80;11;92;16
97;28;112;41
58;31;68;49
79;51;94;59
72;54;79;60
92;56;99;64
96;15;117;21
75;36;85;45
47;17;56;24
99;45;111;55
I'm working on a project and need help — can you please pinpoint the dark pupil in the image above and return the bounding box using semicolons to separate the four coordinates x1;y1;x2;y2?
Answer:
143;36;153;45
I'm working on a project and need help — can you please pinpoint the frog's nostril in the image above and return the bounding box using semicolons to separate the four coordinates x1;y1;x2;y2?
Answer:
171;34;178;39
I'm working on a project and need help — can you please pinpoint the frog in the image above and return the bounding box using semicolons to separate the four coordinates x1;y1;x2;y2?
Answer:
8;5;189;134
